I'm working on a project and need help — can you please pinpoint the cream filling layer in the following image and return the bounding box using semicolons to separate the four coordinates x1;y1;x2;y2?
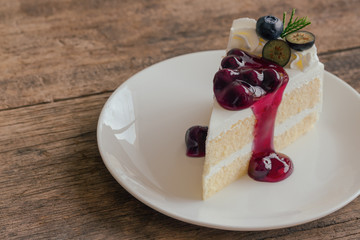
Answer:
204;103;320;182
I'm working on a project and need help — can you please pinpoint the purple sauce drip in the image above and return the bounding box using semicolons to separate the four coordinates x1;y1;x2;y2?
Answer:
248;82;293;182
186;49;293;182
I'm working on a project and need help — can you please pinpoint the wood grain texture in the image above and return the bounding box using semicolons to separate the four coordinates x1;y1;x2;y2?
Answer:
320;48;360;92
0;0;359;109
0;0;359;239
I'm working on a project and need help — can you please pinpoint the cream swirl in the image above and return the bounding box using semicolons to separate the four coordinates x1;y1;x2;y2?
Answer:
287;46;319;71
227;18;261;54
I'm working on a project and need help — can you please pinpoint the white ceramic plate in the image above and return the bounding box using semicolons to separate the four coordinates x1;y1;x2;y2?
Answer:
97;50;360;231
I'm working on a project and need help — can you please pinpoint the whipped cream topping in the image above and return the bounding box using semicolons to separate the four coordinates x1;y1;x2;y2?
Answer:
226;18;319;71
287;46;319;71
227;18;264;56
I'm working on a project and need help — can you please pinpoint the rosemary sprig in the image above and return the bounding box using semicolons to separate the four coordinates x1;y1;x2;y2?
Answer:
281;9;311;38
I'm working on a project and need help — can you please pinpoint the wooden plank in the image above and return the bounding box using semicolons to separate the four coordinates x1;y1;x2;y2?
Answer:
320;48;360;92
0;86;359;239
0;0;359;110
0;92;111;153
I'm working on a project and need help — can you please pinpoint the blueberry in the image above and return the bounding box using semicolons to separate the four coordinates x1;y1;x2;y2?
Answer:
262;39;291;67
256;16;283;40
213;69;239;94
221;55;244;69
248;152;293;182
226;48;248;57
261;69;282;92
185;126;208;157
217;81;254;110
239;69;263;86
285;31;315;51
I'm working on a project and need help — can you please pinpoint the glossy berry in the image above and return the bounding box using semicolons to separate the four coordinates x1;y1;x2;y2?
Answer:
256;16;283;40
261;69;281;92
221;55;244;69
217;81;254;110
226;48;249;57
239;69;263;86
185;126;208;157
213;69;239;94
248;152;293;182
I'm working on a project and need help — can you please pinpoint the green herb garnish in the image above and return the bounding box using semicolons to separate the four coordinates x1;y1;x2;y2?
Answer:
281;9;311;38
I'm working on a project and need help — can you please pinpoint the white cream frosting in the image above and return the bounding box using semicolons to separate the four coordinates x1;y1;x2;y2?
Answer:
227;18;265;56
287;46;319;71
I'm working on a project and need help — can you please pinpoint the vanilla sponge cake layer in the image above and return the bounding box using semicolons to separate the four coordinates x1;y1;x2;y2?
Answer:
203;62;324;199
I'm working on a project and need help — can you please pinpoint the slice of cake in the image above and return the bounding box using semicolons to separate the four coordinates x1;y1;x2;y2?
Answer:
202;16;324;199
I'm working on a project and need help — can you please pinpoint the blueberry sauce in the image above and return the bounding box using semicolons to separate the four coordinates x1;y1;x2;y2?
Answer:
248;81;293;181
185;126;208;157
186;49;293;182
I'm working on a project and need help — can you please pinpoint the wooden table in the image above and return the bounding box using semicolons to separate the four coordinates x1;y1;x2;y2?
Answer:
1;0;359;239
